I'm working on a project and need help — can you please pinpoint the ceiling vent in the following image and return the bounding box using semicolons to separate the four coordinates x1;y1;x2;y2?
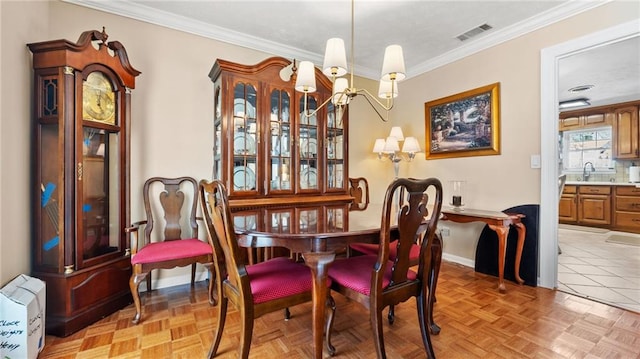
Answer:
456;23;493;41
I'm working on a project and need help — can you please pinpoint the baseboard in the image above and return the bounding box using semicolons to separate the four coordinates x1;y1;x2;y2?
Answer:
442;253;474;268
140;270;210;292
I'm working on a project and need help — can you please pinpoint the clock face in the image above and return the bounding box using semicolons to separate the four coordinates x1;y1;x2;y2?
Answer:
83;72;116;124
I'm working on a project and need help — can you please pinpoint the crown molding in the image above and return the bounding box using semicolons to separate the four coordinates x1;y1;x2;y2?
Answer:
408;1;610;79
63;0;609;80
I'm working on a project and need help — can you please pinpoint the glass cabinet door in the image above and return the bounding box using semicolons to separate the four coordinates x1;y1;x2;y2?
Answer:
326;102;345;192
231;82;258;194
299;95;319;192
268;88;293;193
213;84;223;180
78;126;121;266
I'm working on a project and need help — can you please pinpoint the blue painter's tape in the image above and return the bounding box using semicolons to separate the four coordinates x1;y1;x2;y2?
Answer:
41;182;56;207
43;236;59;251
82;203;92;212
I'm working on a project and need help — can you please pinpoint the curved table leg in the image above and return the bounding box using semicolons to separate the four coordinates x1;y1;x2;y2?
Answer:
513;222;526;285
488;225;509;293
302;251;336;359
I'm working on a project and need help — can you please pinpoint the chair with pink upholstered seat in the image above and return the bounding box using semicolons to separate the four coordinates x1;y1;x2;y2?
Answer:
326;177;443;359
199;179;336;358
126;176;215;324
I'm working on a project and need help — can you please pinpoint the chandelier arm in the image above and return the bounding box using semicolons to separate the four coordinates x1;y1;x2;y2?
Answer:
358;90;389;122
359;88;394;111
300;94;336;119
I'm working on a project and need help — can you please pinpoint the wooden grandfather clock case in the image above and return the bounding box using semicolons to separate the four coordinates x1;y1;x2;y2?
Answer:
28;29;140;336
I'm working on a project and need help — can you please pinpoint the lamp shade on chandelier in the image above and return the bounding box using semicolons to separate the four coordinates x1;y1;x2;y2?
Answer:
294;0;406;122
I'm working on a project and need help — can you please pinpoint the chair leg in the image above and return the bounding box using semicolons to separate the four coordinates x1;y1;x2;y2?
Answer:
207;296;227;359
325;295;336;356
371;303;387;359
387;305;395;325
146;271;152;293
417;289;436;359
204;262;216;306
238;307;254;359
130;270;147;324
191;263;197;286
284;308;290;321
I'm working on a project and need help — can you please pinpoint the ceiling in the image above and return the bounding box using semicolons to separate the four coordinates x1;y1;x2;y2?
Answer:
65;0;639;108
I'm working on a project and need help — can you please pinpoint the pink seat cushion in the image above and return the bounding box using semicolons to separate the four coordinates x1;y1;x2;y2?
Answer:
350;240;420;261
328;255;417;296
245;257;330;304
132;238;211;265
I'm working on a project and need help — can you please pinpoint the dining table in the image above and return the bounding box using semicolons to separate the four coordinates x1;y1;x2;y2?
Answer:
231;203;442;359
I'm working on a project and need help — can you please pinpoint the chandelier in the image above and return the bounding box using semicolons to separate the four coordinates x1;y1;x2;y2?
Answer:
294;0;406;122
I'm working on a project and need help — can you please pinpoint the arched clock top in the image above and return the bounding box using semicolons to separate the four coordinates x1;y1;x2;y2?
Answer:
28;28;140;88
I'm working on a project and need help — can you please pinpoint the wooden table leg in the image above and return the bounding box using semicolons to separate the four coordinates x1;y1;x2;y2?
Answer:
488;225;509;293
302;251;336;359
513;222;526;285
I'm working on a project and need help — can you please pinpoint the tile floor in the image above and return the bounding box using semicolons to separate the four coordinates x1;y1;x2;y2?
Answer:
557;224;640;313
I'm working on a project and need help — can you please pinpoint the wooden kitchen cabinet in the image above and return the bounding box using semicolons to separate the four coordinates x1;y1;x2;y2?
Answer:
559;185;578;222
614;186;640;233
559;111;611;131
560;185;611;227
612;105;639;159
578;186;612;225
209;57;351;210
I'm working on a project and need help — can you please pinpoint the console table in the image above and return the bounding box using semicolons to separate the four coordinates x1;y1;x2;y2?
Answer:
441;208;526;292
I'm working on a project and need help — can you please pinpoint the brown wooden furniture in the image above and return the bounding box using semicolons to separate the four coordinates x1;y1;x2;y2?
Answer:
559;99;639;159
348;177;370;210
232;201;443;359
441;208;526;293
126;177;215;324
326;178;443;359
559;184;578;222
199;179;336;358
614;186;640;233
613;105;639;159
208;57;351;210
560;184;612;227
561;183;640;234
28;29;140;336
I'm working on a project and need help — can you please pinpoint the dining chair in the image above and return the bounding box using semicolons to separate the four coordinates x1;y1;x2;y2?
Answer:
326;177;443;359
126;176;215;324
349;177;370;211
348;185;435;326
199;179;336;358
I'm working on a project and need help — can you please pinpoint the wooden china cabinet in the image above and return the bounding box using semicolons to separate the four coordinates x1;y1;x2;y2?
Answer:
28;29;140;336
209;57;351;211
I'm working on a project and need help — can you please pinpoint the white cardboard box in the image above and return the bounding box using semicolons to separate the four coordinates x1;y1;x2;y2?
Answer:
0;275;46;359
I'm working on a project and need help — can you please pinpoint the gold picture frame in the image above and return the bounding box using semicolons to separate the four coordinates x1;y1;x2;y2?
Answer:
425;82;500;159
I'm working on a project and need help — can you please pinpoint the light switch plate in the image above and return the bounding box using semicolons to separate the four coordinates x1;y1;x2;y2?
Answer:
530;154;541;168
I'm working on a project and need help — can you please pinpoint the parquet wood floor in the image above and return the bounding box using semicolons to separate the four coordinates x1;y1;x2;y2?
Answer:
39;261;640;358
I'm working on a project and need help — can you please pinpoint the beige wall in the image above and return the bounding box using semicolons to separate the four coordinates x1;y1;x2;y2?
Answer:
1;1;638;286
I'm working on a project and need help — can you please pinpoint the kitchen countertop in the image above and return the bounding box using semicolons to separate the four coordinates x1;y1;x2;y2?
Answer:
566;181;640;187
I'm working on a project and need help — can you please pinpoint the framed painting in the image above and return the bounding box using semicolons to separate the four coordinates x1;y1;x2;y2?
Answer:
425;82;500;159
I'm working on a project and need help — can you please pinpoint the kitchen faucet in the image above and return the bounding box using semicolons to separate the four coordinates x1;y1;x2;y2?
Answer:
583;162;595;181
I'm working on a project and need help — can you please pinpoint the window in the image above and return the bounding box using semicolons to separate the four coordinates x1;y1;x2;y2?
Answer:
561;126;614;172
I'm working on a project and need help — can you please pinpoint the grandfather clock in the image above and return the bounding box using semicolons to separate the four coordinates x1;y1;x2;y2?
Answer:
28;28;140;336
